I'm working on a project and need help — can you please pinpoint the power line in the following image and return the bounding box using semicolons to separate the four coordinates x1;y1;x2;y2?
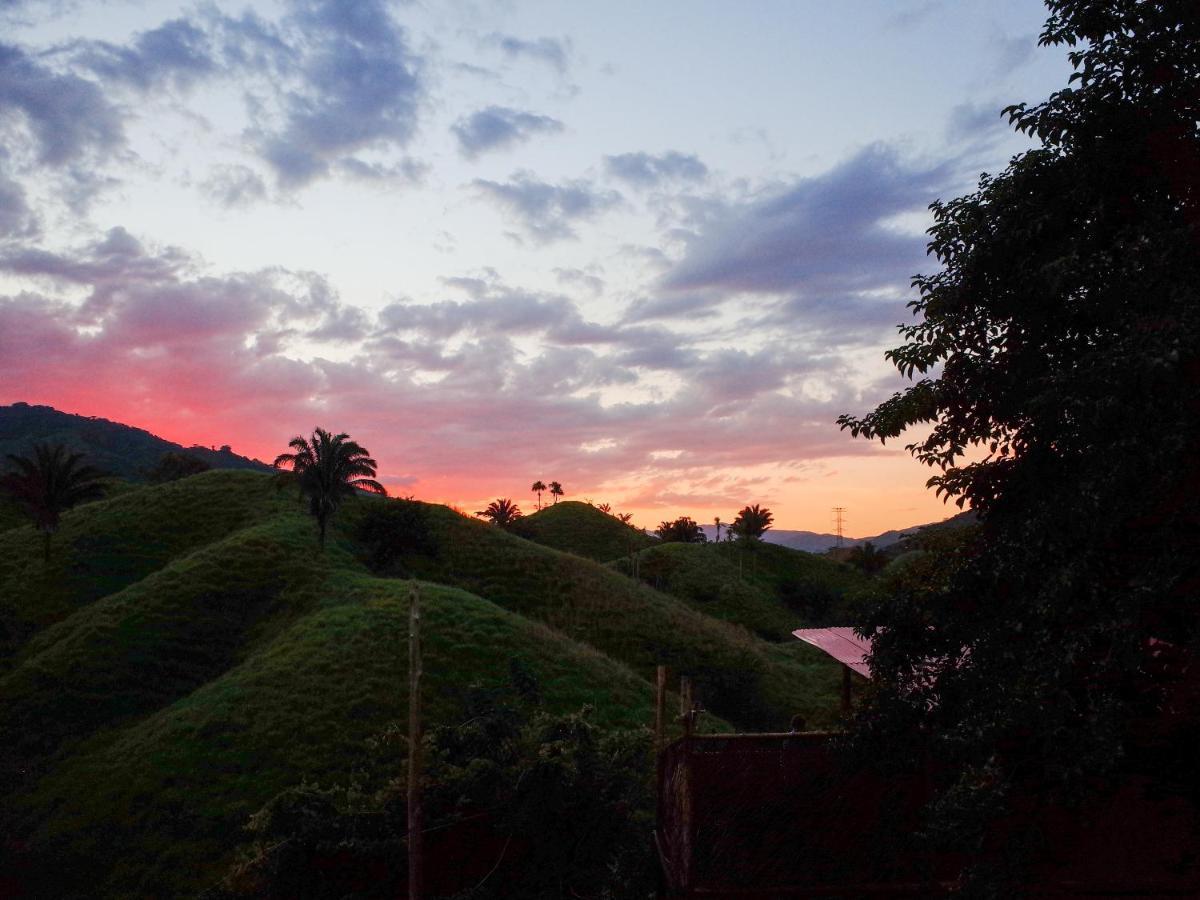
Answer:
832;507;846;548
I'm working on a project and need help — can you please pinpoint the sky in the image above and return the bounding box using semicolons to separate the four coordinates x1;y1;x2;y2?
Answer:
0;0;1074;535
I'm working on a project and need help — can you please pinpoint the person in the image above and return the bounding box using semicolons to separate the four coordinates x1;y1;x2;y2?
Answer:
789;714;806;734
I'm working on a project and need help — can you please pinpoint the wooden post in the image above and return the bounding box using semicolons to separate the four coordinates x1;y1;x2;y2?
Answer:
680;676;694;737
841;664;852;717
655;665;668;751
407;582;423;900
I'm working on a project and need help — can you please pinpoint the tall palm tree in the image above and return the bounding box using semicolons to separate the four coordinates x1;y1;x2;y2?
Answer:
1;443;106;562
713;516;723;542
531;480;546;510
549;481;564;505
273;428;386;549
475;498;522;527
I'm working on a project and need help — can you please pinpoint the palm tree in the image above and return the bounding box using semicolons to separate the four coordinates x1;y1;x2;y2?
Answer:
475;498;522;528
732;504;773;539
1;443;106;562
617;512;634;524
531;480;546;510
273;428;386;549
598;502;612;514
713;516;723;542
549;481;564;505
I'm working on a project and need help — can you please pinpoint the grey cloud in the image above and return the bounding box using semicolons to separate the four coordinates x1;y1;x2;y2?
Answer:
452;106;563;159
663;143;946;296
946;100;1006;145
0;42;123;167
0;162;38;238
605;151;708;188
202;165;268;208
473;171;621;243
72;18;216;91
255;0;424;188
554;267;604;295
485;33;570;74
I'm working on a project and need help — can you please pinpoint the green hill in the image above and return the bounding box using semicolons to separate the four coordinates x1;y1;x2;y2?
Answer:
613;540;871;640
0;402;270;480
512;499;656;562
0;468;847;896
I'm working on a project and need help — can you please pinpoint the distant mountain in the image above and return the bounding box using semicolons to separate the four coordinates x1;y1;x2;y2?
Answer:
0;402;272;479
701;509;977;554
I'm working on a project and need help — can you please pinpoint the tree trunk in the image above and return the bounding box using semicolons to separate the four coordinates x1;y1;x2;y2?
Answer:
317;513;327;550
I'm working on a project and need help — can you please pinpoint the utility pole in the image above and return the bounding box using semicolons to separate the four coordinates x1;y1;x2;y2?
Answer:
407;582;423;900
832;507;847;548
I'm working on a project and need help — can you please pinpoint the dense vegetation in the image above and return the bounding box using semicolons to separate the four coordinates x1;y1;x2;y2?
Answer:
839;0;1200;890
0;466;852;896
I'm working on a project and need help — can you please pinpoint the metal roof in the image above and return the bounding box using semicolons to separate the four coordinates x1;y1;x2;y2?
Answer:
792;627;873;678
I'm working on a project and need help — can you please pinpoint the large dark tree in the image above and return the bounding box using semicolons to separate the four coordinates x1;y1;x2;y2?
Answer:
838;0;1199;887
1;443;106;561
273;429;386;549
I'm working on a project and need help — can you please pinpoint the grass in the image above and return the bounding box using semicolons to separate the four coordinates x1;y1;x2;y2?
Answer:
611;539;870;640
511;499;656;562
2;470;847;897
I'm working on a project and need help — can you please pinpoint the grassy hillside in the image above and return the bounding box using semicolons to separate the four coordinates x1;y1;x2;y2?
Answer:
358;500;843;732
0;469;845;896
1;473;669;896
0;470;288;665
612;539;870;640
512;499;656;562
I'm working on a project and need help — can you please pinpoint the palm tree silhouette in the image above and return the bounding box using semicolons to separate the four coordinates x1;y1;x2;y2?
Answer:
713;516;723;542
1;443;106;562
531;480;546;510
273;428;386;549
549;481;564;505
476;498;522;527
732;504;773;539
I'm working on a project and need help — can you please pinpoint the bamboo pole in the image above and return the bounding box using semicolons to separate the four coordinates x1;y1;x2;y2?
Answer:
407;582;423;900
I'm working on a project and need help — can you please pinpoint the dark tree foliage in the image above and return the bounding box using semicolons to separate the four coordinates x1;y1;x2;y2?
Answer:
273;428;386;550
475;497;522;527
731;504;773;540
838;0;1200;889
846;541;888;575
146;451;210;483
354;500;436;576
655;515;707;543
1;443;105;561
212;676;656;899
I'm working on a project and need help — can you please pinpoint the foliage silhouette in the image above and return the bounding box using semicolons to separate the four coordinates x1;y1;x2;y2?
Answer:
731;504;773;540
838;0;1200;889
475;497;523;527
530;479;546;510
1;443;105;561
272;428;386;549
548;481;564;505
655;516;707;544
146;451;210;484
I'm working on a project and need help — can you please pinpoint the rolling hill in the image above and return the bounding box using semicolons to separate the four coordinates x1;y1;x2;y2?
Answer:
511;499;656;562
0;464;847;896
0;402;270;480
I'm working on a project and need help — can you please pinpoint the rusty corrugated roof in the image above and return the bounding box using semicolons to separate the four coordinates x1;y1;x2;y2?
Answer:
792;627;872;678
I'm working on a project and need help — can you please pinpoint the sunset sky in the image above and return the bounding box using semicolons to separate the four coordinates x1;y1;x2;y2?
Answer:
0;0;1073;534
